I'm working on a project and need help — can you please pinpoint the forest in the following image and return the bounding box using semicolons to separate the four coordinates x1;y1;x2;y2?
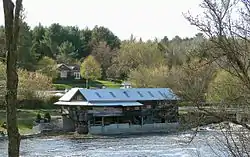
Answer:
0;19;247;107
0;0;249;119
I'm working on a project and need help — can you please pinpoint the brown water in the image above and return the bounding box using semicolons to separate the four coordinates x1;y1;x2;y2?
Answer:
0;132;228;157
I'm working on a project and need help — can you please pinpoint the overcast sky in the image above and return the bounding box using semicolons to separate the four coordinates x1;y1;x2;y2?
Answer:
0;0;203;40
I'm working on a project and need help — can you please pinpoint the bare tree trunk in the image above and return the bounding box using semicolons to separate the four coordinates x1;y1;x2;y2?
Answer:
2;0;23;156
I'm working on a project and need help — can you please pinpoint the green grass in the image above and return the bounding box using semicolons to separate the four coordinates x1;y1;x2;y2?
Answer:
0;109;60;135
53;79;121;90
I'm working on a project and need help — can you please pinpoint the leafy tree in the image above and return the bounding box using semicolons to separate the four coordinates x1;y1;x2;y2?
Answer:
91;25;121;49
30;23;46;60
91;41;117;78
78;28;92;58
128;65;169;88
36;56;58;79
32;23;46;42
17;22;37;70
18;69;53;100
207;70;247;104
184;0;250;154
168;59;216;102
110;41;165;79
80;55;102;81
57;41;76;63
0;61;52;102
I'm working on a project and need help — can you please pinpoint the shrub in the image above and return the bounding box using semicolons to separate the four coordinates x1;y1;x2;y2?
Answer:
44;112;51;122
53;84;72;90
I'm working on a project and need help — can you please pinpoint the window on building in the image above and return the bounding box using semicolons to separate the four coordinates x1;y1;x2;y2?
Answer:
134;107;140;110
123;91;130;97
95;92;102;98
148;91;154;97
60;71;67;78
146;105;151;109
137;91;143;97
76;95;82;100
109;92;116;98
74;72;81;79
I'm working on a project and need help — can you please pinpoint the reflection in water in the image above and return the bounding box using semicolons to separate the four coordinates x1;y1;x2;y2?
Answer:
0;132;228;157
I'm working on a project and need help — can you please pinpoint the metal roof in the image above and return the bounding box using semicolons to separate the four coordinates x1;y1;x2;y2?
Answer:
90;101;143;107
59;88;179;102
54;101;92;106
54;101;143;106
59;88;80;101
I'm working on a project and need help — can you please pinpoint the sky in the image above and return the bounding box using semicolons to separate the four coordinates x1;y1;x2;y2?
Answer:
0;0;202;40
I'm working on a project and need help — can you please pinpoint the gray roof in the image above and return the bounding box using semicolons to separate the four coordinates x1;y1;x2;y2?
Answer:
55;101;143;106
59;88;179;102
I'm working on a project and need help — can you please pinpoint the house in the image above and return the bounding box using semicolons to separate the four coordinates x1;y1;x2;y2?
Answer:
54;87;180;134
57;64;81;80
120;81;132;89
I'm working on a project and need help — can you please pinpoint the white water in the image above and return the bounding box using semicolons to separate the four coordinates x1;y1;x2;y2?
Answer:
0;131;229;157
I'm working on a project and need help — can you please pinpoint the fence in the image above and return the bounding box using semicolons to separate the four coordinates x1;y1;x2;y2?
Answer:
89;122;179;135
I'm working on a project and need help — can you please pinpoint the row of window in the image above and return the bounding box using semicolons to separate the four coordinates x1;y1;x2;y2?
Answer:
94;91;166;98
60;71;81;79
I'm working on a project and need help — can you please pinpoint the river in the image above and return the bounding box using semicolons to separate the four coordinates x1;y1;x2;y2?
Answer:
0;131;229;157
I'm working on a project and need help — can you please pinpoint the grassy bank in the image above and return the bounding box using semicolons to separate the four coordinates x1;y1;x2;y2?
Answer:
53;79;121;90
0;109;60;135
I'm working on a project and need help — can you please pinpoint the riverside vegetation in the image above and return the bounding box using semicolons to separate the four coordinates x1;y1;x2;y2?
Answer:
1;0;250;156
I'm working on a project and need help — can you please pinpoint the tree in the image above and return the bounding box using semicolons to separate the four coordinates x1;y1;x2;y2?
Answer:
0;61;52;104
207;70;246;103
110;41;166;79
91;41;117;78
184;0;250;155
18;69;52;100
185;0;250;128
128;65;169;88
57;41;76;63
36;56;58;79
80;55;102;83
17;21;36;70
91;25;121;49
2;0;23;156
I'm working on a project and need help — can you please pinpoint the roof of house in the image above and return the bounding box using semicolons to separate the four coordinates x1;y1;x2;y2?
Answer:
58;88;179;102
54;101;143;107
57;63;80;71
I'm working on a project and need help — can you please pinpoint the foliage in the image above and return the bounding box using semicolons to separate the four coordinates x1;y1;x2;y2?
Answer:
57;41;76;63
109;41;166;79
207;70;247;103
91;25;121;49
52;84;72;90
0;109;60;134
17;22;37;70
91;41;117;78
36;56;58;79
167;60;216;102
18;69;53;101
128;65;169;88
0;62;52;103
80;55;102;80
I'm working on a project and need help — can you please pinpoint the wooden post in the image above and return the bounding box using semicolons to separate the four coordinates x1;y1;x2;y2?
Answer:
141;116;144;127
101;117;104;127
101;117;104;133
